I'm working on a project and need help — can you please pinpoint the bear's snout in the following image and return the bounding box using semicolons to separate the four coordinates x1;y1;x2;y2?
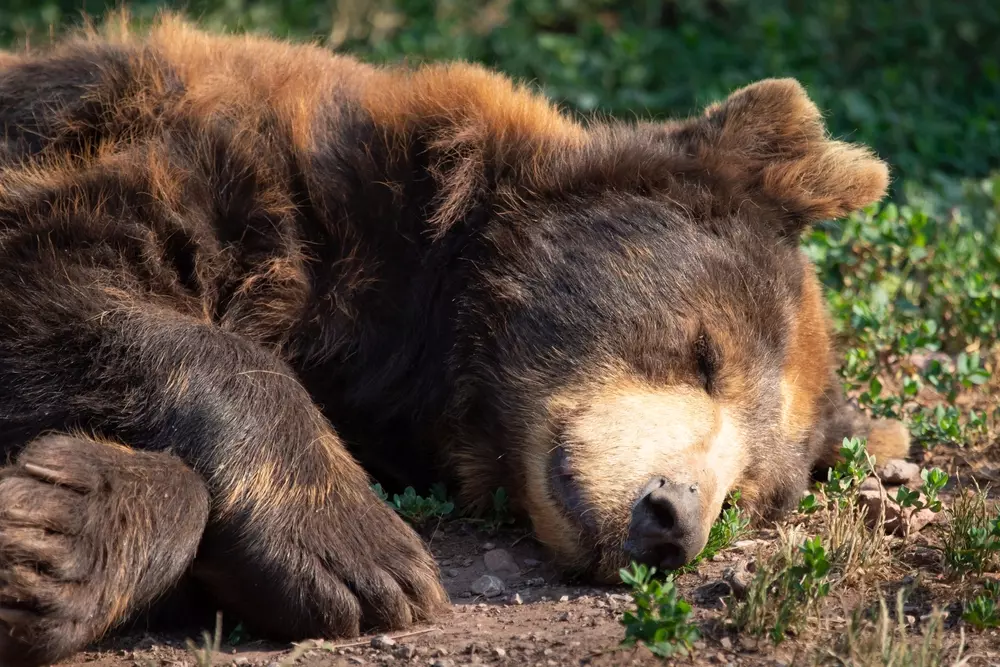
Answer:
624;476;708;570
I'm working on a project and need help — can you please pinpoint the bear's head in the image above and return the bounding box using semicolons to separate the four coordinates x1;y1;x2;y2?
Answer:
438;78;890;581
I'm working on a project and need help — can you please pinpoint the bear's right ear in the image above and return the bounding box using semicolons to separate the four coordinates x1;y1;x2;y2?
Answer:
671;78;889;234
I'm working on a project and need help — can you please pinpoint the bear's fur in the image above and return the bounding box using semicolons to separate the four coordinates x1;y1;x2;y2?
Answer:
0;14;908;665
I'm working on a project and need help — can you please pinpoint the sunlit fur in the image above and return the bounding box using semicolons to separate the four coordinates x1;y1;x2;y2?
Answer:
0;14;908;663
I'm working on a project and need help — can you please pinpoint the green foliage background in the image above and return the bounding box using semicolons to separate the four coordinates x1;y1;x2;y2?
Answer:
2;0;997;190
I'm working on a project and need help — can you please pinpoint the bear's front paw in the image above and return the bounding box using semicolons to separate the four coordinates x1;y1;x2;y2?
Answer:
0;434;209;667
0;442;123;667
200;481;450;640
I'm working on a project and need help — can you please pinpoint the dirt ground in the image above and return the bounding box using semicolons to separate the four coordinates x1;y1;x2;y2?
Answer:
61;455;1000;667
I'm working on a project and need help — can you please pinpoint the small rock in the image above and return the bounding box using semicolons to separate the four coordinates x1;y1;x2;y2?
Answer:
484;548;520;575
905;546;943;568
558;595;569;603
233;659;250;666
371;635;397;651
492;647;507;658
859;488;902;532
522;558;541;567
877;459;921;486
447;568;459;578
482;542;496;550
711;553;725;562
693;580;731;609
393;644;416;659
557;611;570;621
347;658;365;666
908;507;938;534
723;559;756;599
471;574;505;597
732;539;761;551
513;593;524;605
431;661;455;667
720;636;733;650
860;476;882;491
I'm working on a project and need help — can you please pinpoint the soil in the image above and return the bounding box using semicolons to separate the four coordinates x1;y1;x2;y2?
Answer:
60;477;1000;667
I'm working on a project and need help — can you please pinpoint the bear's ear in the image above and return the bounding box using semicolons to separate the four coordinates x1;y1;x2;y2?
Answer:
674;78;889;231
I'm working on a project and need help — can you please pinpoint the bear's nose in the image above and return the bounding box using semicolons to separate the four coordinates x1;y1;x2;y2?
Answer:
624;476;706;570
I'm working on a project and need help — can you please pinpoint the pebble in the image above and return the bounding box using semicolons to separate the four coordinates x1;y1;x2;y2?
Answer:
482;542;496;550
447;568;459;577
393;644;416;659
720;636;733;650
471;574;506;597
732;539;763;551
878;459;922;485
860;476;882;491
513;593;524;605
522;558;542;567
909;507;938;534
484;548;520;575
371;635;396;651
431;661;455;667
558;595;569;603
493;647;507;658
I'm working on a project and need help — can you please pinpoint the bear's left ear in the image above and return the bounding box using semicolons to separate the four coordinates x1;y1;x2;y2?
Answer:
672;78;889;232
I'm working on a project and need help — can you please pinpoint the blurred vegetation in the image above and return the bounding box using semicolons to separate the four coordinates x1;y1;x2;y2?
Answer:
1;0;997;191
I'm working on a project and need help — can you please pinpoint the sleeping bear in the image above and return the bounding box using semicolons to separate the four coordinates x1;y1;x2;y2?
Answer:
0;14;908;665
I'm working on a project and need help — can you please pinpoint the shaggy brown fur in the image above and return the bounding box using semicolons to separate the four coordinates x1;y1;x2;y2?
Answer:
0;14;906;665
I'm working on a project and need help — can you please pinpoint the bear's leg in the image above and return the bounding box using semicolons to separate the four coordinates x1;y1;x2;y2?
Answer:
0;433;209;667
810;380;911;471
0;278;447;644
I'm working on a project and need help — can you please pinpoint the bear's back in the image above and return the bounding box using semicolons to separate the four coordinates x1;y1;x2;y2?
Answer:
0;15;376;167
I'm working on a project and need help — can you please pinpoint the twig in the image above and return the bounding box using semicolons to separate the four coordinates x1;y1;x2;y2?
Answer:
304;626;440;652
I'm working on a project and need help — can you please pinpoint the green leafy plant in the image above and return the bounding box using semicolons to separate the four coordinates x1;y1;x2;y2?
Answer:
619;563;699;658
962;592;1000;630
373;483;455;526
825;437;875;502
798;492;821;515
894;467;949;513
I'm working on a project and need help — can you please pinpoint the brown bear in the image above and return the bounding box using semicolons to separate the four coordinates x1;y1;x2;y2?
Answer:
0;14;908;666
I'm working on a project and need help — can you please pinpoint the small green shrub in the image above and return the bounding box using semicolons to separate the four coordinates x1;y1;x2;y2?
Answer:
895;467;949;513
373;483;455;526
962;595;1000;630
619;562;699;658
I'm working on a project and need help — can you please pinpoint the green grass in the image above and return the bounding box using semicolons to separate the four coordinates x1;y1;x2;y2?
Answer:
727;532;833;645
943;484;1000;576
